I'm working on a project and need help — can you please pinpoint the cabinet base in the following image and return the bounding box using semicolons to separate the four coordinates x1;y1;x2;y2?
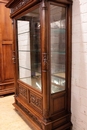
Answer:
0;88;14;96
0;82;14;96
13;101;72;130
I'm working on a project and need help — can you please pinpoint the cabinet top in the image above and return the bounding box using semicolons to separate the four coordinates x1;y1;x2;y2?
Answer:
6;0;72;7
6;0;72;18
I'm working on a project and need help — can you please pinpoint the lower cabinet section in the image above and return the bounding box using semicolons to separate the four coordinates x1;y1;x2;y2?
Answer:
13;98;72;130
14;82;72;130
0;82;14;95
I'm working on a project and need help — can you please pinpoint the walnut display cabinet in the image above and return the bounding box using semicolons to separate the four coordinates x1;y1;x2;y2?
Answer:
6;0;72;129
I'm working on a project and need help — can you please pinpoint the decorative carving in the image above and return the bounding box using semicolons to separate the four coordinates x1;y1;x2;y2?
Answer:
30;93;42;110
11;0;32;13
17;102;42;129
42;53;48;70
19;86;28;99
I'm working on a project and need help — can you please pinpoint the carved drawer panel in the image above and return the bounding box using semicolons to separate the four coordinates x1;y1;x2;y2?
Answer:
19;85;28;100
29;92;43;113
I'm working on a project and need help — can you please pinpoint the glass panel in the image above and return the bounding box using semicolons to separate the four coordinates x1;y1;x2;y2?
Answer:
17;8;41;91
50;5;66;94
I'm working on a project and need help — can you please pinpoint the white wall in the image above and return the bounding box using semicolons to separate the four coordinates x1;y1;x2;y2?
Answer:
71;0;87;129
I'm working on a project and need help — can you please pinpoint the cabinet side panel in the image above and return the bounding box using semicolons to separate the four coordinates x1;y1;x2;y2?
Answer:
51;93;66;115
2;44;14;81
0;34;1;82
0;5;2;82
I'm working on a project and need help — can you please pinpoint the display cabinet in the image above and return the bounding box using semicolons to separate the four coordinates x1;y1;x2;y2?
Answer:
6;0;72;129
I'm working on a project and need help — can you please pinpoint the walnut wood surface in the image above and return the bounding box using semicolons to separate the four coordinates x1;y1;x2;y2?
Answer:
0;0;14;95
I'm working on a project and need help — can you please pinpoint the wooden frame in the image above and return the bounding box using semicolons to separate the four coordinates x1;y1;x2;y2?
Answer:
6;0;72;129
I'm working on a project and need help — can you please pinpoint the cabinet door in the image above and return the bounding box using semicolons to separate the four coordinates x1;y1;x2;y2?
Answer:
50;5;66;94
17;7;42;92
0;2;14;82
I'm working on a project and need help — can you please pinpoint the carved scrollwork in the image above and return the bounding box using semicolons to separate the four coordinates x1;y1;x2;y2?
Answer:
42;53;48;70
11;0;32;13
19;86;28;99
30;93;42;110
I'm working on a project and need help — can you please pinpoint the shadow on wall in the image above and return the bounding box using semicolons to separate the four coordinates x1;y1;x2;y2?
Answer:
71;0;87;130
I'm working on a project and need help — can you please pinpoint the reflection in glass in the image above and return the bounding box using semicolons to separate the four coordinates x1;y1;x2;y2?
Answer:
17;8;41;91
50;5;66;93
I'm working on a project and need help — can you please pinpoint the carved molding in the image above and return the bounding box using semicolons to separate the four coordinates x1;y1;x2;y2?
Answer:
30;93;42;110
19;86;28;99
17;101;42;129
11;0;32;13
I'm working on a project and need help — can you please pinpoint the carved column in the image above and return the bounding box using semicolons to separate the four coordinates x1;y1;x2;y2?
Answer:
41;0;50;120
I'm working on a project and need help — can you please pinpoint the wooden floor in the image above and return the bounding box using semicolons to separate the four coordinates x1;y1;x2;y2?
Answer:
0;94;33;130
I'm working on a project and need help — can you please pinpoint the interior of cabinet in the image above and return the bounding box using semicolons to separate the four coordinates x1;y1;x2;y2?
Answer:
17;5;66;94
17;8;42;91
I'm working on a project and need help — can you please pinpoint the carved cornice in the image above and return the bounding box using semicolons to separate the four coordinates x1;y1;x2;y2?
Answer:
11;0;31;13
6;0;42;15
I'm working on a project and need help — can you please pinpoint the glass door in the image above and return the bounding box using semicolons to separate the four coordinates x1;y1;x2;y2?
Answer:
17;7;42;91
50;5;66;94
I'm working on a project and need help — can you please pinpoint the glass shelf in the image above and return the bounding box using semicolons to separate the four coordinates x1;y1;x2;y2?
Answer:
51;73;65;94
51;84;65;94
18;31;30;35
51;51;65;54
18;49;41;52
19;76;41;91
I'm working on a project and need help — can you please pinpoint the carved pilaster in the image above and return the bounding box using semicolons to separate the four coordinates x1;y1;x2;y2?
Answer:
41;0;50;120
42;53;48;71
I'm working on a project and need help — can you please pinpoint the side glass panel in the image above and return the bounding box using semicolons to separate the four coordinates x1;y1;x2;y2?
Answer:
17;8;41;91
50;5;66;94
